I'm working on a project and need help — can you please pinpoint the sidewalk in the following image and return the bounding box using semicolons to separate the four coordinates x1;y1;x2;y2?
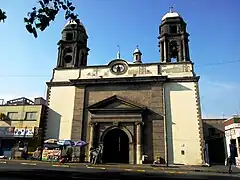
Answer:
1;159;240;174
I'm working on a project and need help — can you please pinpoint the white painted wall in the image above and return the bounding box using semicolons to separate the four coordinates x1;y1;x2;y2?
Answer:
45;86;75;140
53;69;80;82
225;125;240;157
164;82;203;165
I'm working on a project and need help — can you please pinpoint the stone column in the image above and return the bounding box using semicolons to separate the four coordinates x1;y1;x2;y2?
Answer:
136;122;143;164
178;40;183;62
57;46;63;67
164;40;167;62
88;122;95;162
129;143;134;164
182;36;187;61
89;122;95;148
185;42;190;61
160;41;163;62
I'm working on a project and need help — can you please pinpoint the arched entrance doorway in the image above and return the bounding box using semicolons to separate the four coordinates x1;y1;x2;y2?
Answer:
102;128;129;163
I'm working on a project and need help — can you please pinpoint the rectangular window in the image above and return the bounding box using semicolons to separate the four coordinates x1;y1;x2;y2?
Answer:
25;112;37;120
7;112;18;120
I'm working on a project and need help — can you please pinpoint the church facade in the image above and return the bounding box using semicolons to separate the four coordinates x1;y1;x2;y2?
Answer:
45;9;205;165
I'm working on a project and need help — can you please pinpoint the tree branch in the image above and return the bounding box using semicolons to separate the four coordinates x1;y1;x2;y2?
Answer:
0;9;7;23
0;0;79;38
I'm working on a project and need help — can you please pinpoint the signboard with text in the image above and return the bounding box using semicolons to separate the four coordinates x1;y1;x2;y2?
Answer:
13;127;34;137
0;127;35;137
42;149;61;162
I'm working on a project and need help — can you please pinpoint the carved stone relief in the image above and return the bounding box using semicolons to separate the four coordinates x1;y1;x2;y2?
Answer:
128;66;152;75
161;64;191;74
86;68;99;77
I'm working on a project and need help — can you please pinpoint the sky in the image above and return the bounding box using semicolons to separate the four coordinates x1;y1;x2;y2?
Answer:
0;0;239;118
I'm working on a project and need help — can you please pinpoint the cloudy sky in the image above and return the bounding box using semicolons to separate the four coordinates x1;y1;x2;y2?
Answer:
0;0;239;118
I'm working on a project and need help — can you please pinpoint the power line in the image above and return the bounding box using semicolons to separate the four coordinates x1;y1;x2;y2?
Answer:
0;76;50;78
195;60;240;67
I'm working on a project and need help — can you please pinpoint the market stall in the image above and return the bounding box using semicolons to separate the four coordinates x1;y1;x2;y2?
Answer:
72;140;88;162
42;144;62;162
41;139;62;162
41;139;88;162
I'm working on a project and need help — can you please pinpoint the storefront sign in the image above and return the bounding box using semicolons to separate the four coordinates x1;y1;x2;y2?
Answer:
225;123;240;130
14;127;34;137
0;127;35;137
42;149;61;162
0;127;15;137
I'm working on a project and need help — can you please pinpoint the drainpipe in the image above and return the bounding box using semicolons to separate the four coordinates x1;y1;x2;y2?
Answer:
163;83;169;167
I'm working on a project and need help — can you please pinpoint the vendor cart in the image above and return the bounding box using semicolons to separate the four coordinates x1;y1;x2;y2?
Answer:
41;143;62;162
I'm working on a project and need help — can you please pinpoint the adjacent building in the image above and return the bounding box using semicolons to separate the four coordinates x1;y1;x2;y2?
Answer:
46;8;205;165
225;115;240;166
0;97;47;156
202;118;227;165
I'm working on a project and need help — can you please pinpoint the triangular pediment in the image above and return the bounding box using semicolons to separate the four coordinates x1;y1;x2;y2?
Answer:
87;95;147;113
104;101;132;109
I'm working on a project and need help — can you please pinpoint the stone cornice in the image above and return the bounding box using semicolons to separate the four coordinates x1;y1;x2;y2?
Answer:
46;81;72;87
70;76;168;85
88;108;146;114
46;76;200;87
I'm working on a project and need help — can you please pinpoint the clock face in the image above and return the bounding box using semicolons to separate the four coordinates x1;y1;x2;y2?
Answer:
111;63;126;74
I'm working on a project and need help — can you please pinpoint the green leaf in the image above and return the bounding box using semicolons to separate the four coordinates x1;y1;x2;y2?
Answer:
35;23;41;28
39;1;44;7
32;27;38;38
62;5;67;10
43;0;49;4
26;24;33;33
69;6;75;11
24;18;29;23
0;9;7;23
67;0;72;7
75;19;80;24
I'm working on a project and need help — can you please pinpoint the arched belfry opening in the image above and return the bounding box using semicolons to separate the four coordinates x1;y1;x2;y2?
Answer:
101;127;130;164
169;40;179;62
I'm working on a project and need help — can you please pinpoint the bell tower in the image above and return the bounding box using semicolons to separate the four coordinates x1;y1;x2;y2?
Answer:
158;7;190;63
56;20;90;68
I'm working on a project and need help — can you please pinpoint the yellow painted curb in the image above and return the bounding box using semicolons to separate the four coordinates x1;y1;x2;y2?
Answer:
20;163;37;166
52;164;70;167
125;169;133;171
165;171;185;174
86;166;106;170
136;169;145;172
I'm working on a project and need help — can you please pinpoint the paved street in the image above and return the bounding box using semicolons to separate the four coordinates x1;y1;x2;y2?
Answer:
1;159;240;174
0;162;240;180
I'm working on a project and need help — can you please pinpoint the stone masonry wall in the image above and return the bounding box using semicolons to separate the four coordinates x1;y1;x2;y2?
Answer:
76;82;165;163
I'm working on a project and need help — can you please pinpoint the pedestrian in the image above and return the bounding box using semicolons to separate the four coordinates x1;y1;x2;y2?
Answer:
91;149;98;164
228;143;237;174
228;155;236;174
98;145;104;164
66;146;73;162
89;147;94;163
